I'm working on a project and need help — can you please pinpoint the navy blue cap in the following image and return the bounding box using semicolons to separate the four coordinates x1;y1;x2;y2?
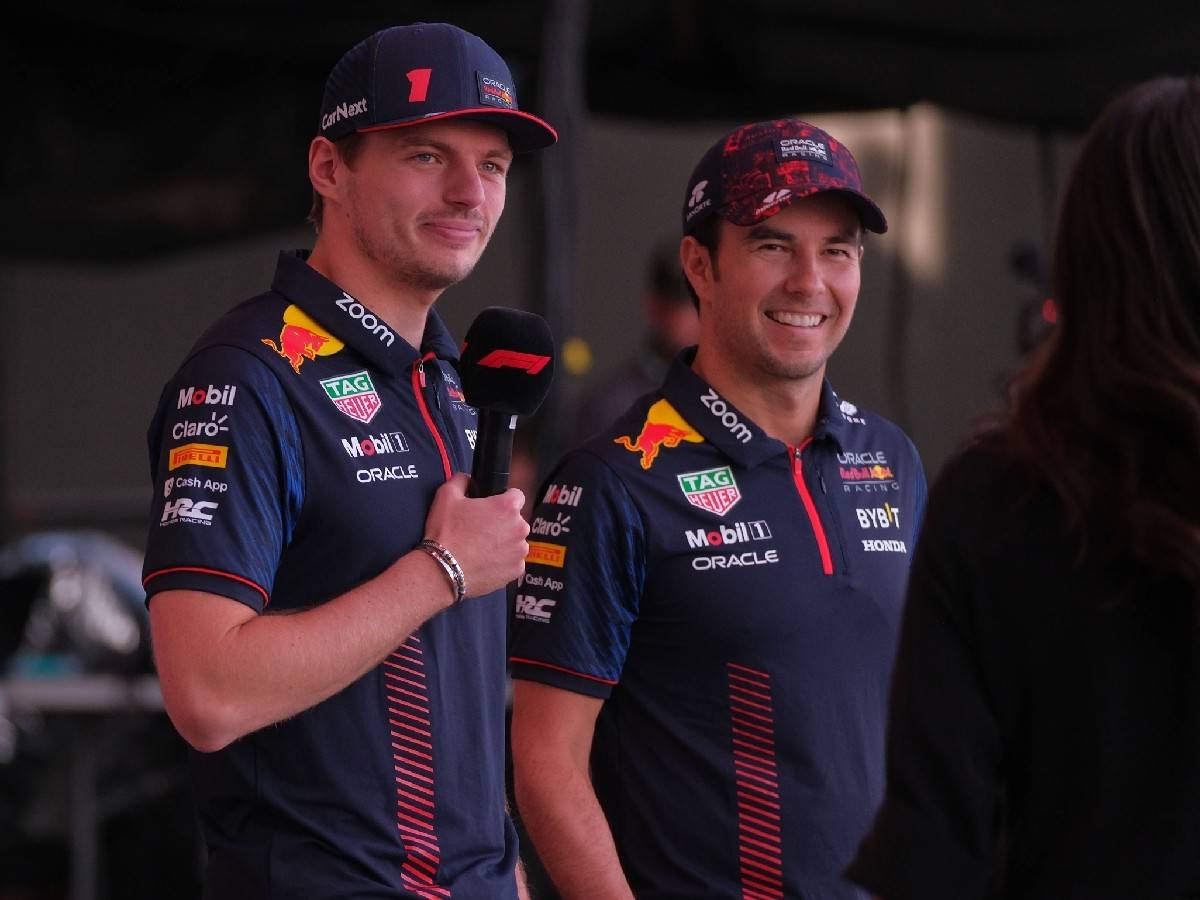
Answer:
319;23;557;153
684;119;886;235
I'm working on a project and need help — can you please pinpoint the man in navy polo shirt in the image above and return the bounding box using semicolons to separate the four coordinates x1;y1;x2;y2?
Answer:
509;120;926;899
141;23;556;899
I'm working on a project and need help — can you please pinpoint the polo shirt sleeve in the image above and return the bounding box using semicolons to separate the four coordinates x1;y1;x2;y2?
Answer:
845;452;1002;900
508;450;645;699
142;344;304;613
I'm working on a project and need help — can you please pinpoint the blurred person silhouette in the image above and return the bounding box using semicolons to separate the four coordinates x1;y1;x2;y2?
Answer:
570;241;699;440
847;76;1200;900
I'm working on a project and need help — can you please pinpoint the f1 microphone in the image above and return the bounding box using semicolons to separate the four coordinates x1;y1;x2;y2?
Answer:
459;307;555;498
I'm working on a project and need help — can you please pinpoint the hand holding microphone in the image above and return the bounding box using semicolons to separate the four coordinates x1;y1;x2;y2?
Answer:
420;308;555;601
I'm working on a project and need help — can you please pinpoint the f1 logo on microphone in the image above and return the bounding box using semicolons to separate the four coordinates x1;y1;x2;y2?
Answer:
475;349;551;375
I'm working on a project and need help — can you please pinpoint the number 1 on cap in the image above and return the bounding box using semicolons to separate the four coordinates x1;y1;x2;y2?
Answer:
406;68;432;103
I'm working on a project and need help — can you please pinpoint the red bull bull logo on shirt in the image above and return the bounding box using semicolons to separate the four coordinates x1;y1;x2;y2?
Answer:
262;305;344;374
615;399;704;470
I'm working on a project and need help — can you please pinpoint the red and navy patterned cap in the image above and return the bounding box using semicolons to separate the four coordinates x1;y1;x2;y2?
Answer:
319;23;557;153
683;119;886;235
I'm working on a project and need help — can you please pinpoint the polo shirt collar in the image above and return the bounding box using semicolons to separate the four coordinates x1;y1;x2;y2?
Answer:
811;380;856;450
659;350;782;469
660;350;852;467
270;250;460;375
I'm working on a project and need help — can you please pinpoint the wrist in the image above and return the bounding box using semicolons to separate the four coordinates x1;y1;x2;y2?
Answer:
416;538;467;606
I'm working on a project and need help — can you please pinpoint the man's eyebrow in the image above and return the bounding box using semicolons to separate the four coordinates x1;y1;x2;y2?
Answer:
394;136;513;160
743;225;794;243
827;228;862;243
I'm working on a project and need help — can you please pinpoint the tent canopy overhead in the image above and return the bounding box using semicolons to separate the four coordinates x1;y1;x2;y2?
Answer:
6;1;1198;260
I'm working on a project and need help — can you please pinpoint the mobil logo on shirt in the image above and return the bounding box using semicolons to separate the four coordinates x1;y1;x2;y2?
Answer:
542;483;582;508
685;519;772;549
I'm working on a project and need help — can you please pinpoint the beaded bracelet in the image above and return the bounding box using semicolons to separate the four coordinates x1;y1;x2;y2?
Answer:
417;539;467;605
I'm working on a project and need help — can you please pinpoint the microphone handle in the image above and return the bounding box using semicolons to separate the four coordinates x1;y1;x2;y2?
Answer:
468;409;517;498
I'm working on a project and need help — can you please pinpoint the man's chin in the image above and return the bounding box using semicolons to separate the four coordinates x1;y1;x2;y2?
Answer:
402;260;479;293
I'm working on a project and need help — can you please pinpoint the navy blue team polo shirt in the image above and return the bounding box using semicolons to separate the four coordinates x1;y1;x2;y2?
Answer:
142;250;517;900
510;353;926;900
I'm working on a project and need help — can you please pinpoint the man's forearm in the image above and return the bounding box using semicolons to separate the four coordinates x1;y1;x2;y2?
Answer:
151;548;455;752
516;764;635;900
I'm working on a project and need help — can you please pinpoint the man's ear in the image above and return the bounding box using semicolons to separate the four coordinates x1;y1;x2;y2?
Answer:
680;235;715;303
308;136;342;205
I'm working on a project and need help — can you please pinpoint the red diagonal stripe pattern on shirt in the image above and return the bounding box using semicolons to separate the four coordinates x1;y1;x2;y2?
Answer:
728;662;783;900
385;635;451;898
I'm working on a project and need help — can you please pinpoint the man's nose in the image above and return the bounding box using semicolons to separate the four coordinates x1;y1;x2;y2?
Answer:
443;160;486;209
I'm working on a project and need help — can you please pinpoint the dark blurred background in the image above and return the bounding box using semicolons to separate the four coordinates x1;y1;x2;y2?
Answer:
2;2;1197;897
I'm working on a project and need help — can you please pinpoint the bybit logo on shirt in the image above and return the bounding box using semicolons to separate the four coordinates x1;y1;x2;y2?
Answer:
856;503;901;530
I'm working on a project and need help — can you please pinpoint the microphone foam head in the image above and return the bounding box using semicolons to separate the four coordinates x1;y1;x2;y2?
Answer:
459;307;555;415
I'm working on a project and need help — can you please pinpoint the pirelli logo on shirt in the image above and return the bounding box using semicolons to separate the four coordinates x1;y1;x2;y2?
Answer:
168;443;229;471
526;541;566;568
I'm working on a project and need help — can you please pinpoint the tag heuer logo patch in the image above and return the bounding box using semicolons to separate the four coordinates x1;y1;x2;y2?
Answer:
677;466;741;516
320;371;382;424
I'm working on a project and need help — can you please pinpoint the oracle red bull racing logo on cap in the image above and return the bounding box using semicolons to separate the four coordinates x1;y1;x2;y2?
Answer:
677;466;742;516
615;399;704;470
321;371;382;424
262;305;344;374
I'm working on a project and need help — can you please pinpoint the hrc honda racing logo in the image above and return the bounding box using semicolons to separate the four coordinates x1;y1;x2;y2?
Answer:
514;594;556;624
160;497;218;526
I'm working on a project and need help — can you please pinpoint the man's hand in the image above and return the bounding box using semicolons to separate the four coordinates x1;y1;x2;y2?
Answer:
423;472;529;598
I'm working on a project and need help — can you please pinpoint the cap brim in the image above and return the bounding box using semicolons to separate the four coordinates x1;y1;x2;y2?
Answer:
723;186;887;234
358;107;557;153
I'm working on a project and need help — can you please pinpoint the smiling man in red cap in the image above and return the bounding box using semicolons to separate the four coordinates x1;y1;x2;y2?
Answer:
510;119;925;899
141;23;555;899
